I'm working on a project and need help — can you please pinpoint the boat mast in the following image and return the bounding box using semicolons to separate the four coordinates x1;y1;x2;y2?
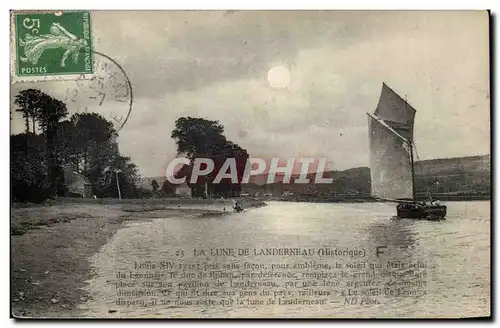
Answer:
405;95;417;202
409;141;417;202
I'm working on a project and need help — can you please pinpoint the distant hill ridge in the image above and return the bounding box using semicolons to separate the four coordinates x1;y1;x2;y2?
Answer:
249;154;490;185
244;154;490;197
140;155;490;194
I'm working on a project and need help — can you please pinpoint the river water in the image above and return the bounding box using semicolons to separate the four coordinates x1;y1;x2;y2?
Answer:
78;201;490;318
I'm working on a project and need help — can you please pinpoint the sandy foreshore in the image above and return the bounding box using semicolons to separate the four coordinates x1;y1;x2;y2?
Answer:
10;198;266;318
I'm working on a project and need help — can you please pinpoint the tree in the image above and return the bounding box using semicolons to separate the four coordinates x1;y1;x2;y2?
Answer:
14;89;46;157
171;117;227;197
171;117;249;198
59;113;118;173
171;117;227;161
55;112;138;198
11;133;50;202
14;89;45;136
14;89;69;197
151;180;159;192
208;141;249;198
40;95;69;197
173;162;205;197
95;155;140;198
161;180;176;197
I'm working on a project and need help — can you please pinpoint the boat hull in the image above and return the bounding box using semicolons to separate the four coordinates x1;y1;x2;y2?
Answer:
396;203;447;220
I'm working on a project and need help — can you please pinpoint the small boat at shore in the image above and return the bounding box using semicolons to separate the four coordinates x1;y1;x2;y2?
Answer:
367;83;447;221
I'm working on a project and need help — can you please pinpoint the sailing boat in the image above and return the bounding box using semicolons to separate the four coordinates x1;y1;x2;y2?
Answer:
367;83;447;220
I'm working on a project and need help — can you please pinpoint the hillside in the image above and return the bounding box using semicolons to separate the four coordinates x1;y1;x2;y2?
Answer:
140;155;490;199
242;154;490;198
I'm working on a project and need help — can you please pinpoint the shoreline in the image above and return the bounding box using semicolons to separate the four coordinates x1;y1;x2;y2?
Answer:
265;196;490;203
11;198;266;318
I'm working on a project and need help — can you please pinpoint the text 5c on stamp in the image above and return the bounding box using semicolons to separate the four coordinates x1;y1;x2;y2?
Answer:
13;10;93;77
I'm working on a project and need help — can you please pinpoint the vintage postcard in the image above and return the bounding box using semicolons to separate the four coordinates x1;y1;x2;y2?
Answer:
10;10;490;319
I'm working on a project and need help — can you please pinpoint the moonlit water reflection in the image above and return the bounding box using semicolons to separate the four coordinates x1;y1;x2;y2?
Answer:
79;201;490;318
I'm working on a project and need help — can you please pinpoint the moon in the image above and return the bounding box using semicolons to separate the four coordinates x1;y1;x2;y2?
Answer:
267;65;291;89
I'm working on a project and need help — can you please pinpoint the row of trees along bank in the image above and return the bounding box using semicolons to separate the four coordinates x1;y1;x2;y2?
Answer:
11;89;140;202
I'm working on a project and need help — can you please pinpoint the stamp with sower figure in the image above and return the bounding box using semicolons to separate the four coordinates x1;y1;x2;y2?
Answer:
12;10;93;78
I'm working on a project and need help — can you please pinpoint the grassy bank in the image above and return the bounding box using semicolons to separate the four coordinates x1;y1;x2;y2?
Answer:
11;198;266;318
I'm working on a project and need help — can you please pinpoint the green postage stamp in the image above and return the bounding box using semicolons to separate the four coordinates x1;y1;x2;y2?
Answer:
12;10;93;78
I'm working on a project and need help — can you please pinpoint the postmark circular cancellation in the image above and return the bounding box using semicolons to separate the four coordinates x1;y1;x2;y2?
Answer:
65;51;134;132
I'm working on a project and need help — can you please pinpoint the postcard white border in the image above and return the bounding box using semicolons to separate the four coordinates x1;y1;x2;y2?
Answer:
3;1;497;327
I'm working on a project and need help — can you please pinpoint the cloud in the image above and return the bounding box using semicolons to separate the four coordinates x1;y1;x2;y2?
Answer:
90;11;391;98
10;11;490;177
